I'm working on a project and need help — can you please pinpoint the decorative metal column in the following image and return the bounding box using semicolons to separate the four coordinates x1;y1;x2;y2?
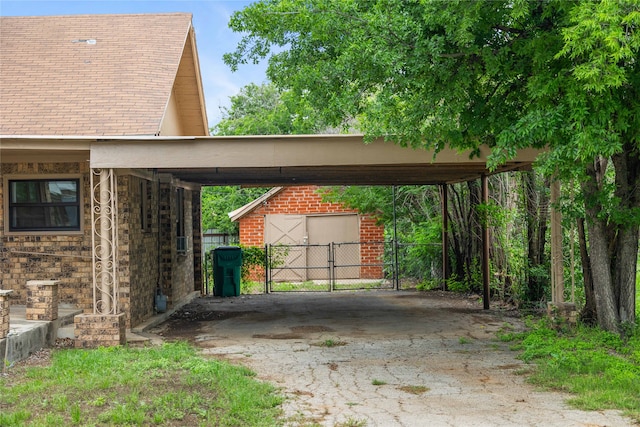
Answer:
90;168;119;315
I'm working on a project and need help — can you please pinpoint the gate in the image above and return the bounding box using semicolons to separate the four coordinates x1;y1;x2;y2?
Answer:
267;241;394;292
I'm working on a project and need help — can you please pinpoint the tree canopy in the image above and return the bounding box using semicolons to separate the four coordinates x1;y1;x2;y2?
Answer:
225;0;640;332
204;82;331;235
212;82;329;135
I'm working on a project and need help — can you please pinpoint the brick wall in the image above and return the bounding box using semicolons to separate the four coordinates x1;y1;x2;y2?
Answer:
250;186;353;216
237;185;384;278
0;290;13;339
1;164;198;329
192;190;203;293
171;188;195;304
119;176;197;327
158;182;195;308
119;175;160;328
159;182;173;300
238;216;265;247
359;218;385;278
1;162;93;310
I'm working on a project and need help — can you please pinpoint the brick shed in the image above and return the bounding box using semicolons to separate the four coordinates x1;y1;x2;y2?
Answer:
229;185;384;281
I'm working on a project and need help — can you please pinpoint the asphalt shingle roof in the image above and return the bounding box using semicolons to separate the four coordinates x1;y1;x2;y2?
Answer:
1;13;193;136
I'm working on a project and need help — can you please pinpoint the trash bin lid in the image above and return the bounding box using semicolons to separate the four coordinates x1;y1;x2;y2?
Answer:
214;246;241;252
213;246;242;263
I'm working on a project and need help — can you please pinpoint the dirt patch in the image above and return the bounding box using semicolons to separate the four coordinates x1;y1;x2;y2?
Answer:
252;325;335;340
151;291;633;427
169;305;256;321
253;333;305;339
290;325;335;333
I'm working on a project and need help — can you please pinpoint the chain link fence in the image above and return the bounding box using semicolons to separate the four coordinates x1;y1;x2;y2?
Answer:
204;241;442;294
266;241;442;292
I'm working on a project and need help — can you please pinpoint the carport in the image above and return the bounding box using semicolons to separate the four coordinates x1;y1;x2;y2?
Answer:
3;134;562;344
87;134;558;309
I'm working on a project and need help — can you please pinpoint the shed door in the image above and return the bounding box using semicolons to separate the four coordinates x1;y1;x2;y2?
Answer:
307;214;359;279
265;214;306;281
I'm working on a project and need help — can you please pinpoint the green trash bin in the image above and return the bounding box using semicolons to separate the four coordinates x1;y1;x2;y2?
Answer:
212;246;243;297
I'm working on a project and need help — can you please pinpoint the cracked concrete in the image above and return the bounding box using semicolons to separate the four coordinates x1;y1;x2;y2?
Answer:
150;291;633;427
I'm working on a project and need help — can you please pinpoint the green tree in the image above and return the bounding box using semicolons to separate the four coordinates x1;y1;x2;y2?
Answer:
201;186;266;234
212;82;328;135
225;0;639;332
204;82;331;235
319;185;445;285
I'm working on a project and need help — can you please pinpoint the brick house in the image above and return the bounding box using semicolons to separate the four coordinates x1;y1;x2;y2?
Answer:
1;13;208;344
229;185;385;281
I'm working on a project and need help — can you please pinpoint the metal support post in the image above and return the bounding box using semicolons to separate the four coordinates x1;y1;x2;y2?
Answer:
550;180;564;304
440;184;449;291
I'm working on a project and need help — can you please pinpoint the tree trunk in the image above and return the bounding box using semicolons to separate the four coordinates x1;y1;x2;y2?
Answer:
446;181;484;292
577;218;597;325
611;143;640;326
613;224;638;325
468;180;483;289
523;171;550;302
448;184;466;281
582;157;618;332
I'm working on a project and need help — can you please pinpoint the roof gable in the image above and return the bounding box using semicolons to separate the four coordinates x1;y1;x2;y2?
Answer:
0;13;207;136
229;187;285;222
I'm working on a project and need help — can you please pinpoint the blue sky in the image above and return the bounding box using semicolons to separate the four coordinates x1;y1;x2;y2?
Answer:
0;0;270;127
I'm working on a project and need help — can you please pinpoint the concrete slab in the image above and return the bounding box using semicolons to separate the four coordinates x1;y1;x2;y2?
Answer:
1;304;82;365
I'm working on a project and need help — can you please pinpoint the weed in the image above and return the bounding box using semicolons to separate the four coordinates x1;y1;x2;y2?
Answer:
88;396;106;407
70;403;82;424
0;410;31;426
241;280;264;294
313;338;347;348
335;417;367;427
286;411;323;427
416;279;441;291
458;336;472;344
51;394;69;412
371;379;387;386
398;385;430;395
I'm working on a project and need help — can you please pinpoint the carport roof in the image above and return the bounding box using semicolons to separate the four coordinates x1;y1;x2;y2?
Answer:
1;134;541;186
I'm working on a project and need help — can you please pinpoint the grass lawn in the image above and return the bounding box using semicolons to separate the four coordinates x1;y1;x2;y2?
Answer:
501;306;640;423
0;342;283;426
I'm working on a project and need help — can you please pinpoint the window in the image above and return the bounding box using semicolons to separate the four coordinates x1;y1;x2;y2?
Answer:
8;178;81;232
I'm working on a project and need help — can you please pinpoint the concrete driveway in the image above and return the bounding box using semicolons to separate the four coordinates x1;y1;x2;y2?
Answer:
150;291;632;427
